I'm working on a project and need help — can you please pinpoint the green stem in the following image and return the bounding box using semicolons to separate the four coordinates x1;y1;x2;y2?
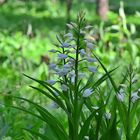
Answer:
72;23;81;140
126;69;132;140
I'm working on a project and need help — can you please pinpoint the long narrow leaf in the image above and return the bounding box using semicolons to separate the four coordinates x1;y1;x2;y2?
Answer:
78;110;97;140
92;54;129;134
80;67;117;93
36;106;68;140
24;74;71;111
79;106;105;140
131;120;140;140
14;97;69;140
2;103;44;121
93;53;118;92
92;67;118;89
30;86;67;113
24;128;50;140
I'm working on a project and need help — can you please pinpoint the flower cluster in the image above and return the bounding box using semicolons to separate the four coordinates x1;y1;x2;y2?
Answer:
116;82;140;103
46;21;97;98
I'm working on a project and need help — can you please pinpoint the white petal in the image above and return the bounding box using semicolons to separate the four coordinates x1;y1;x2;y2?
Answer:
92;106;99;110
86;57;97;62
68;70;75;78
61;84;68;91
64;33;73;38
63;64;71;69
58;54;68;60
80;30;85;35
131;92;140;103
85;25;93;29
57;68;69;76
78;73;85;79
70;22;77;27
88;66;97;73
49;63;56;69
46;80;56;85
66;23;73;29
50;101;59;109
61;42;70;48
116;93;124;102
69;44;76;48
86;42;94;49
84;136;89;140
83;88;93;98
79;49;86;57
105;112;111;120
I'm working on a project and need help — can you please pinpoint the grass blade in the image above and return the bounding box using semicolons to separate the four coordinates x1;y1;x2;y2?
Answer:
24;128;50;140
131;120;140;140
30;86;67;113
14;97;69;140
24;74;71;111
78;106;105;140
93;53;118;92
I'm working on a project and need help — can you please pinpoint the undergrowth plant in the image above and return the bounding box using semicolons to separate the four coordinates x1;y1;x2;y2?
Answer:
9;12;140;140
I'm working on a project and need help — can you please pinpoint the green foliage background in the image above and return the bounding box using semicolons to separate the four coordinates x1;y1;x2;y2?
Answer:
0;0;140;139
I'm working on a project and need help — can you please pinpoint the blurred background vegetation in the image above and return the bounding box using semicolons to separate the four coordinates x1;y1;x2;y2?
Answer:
0;0;140;139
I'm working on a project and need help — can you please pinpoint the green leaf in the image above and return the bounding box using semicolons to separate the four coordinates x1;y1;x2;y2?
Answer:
84;98;94;112
101;100;120;140
24;128;50;140
118;69;128;90
79;106;104;140
92;67;118;89
36;106;68;140
92;53;128;137
14;97;69;140
80;67;117;93
24;74;71;111
3;103;44;121
78;110;97;140
73;99;84;137
116;100;127;133
86;73;95;86
24;74;61;96
131;120;140;140
130;101;139;123
93;53;118;92
30;86;68;114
